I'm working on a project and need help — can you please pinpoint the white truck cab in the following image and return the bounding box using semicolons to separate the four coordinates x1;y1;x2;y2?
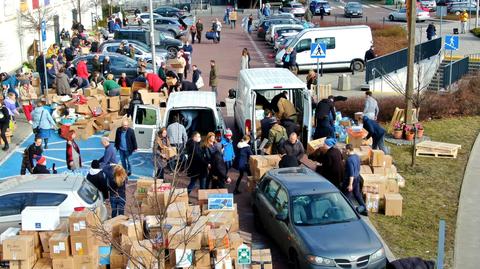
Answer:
234;68;312;152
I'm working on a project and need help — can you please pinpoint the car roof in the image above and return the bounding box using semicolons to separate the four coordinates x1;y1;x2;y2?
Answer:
0;174;82;194
266;167;338;196
240;68;306;90
166;91;217;110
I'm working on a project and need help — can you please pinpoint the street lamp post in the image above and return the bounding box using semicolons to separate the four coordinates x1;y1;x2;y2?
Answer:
149;0;157;72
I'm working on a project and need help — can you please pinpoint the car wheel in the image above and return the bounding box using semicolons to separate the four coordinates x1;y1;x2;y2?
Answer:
167;47;178;59
352;60;364;72
288;250;301;269
389;15;394;21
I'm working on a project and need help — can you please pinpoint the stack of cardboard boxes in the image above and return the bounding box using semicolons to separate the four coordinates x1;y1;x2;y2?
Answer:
247;155;282;192
360;150;404;216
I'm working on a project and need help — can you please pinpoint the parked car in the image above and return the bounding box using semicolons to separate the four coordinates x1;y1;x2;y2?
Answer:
72;53;154;79
114;28;183;58
153;6;186;18
280;2;307;17
388;8;430;21
257;18;302;39
276;25;372;72
419;0;437;10
132;91;226;150
137;13;162;24
448;2;477;14
274;35;296;52
0;174;108;234
98;40;167;66
152;17;188;38
265;24;304;44
254;13;295;30
310;0;332;15
252;167;387;269
344;2;364;17
271;28;303;48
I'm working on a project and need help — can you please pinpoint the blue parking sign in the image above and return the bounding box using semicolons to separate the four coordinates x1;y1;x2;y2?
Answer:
311;42;326;59
444;35;459;51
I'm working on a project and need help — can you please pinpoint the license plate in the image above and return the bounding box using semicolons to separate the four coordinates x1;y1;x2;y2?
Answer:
352;13;358;15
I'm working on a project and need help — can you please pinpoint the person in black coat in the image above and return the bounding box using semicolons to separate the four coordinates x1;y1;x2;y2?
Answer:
127;91;146;123
261;110;276;140
21;137;44;175
36;53;46;93
178;80;198;91
32;157;52;174
314;97;336;139
114;120;138;176
234;135;253;194
0;101;10;150
210;144;231;189
186;132;209;193
314;138;344;188
364;46;376;62
362;116;387;154
86;160;109;200
103;164;127;217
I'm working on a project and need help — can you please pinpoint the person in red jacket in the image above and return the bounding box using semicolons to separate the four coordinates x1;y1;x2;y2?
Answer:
76;59;90;84
146;72;164;93
66;130;82;171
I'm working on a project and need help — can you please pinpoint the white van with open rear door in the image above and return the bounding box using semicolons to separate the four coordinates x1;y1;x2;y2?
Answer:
132;104;163;152
275;25;372;72
234;68;312;152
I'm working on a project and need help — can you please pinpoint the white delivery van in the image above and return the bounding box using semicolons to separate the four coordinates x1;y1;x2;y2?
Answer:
132;91;226;151
234;68;312;152
275;25;372;72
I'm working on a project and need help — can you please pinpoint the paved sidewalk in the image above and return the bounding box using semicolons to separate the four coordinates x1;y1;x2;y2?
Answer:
454;133;480;269
0;113;32;163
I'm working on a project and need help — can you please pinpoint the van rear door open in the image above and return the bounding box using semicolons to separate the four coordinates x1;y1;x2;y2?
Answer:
133;104;162;151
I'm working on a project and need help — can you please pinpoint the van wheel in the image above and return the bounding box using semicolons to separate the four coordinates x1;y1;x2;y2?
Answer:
167;47;178;59
288;250;301;269
352;60;364;72
389;15;394;21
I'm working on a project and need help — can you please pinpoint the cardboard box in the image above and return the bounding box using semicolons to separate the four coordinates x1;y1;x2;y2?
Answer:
107;96;120;112
9;255;37;269
146;183;172;210
361;174;387;197
195;250;211;267
39;231;55;252
187;205;202;225
249;155;282;170
365;193;380;213
130;240;156;267
2;235;34;260
384;193;403;216
354;112;364;121
384;155;393;168
347;128;368;148
100;215;129;245
166;202;188;219
386;179;400;194
52;256;74;269
49;233;70;258
70;235;95;256
372;166;386;176
84;88;100;97
198;189;228;207
119;220;144;240
72;252;98;269
370;150;385;167
385;165;398;179
161;146;177;159
307;137;326;155
360;165;372;174
75;104;90;114
164;187;189;206
252;249;272;268
110;248;127;269
167;225;202;250
33;258;52;269
69;210;97;237
18;231;40;248
1;227;20;244
208;227;229;250
120;87;131;96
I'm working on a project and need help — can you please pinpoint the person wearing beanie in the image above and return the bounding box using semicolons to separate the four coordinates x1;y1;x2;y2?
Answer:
315;138;344;188
33;156;50;174
86;160;108;200
221;129;235;172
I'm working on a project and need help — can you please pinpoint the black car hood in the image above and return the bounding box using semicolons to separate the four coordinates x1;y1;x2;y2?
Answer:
294;219;382;258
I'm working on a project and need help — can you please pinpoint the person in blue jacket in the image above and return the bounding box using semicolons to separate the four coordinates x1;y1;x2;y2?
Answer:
362;115;387;154
221;129;235;172
343;144;366;212
99;136;118;169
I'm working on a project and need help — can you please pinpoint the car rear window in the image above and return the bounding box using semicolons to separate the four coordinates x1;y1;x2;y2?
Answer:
31;193;67;206
77;180;99;204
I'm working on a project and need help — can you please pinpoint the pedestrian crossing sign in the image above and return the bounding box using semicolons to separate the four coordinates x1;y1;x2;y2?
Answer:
311;42;326;58
444;35;459;51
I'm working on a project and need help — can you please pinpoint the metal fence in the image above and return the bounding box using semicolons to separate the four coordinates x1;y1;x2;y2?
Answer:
442;57;470;88
365;37;442;82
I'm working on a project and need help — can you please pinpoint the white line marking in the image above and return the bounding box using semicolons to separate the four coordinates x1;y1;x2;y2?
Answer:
370;4;380;8
363;5;371;8
246;30;272;67
337;6;344;9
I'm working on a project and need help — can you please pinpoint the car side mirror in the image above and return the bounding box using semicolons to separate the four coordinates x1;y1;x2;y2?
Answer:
275;213;288;222
218;101;226;107
356;205;368;216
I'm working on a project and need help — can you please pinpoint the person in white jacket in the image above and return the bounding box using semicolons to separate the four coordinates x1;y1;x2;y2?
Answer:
363;91;379;120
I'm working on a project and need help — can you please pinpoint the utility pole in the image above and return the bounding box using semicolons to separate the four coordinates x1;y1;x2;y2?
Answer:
78;0;82;24
405;0;416;125
476;0;479;28
149;0;157;72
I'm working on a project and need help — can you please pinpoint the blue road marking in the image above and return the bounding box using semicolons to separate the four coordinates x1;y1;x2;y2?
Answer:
0;132;154;181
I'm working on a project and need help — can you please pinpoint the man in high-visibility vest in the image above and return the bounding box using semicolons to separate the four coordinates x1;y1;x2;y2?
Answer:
460;10;469;34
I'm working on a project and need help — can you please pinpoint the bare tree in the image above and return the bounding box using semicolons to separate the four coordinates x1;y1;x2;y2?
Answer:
18;6;56;60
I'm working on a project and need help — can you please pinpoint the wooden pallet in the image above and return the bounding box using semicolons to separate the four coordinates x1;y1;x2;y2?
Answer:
415;141;461;159
416;150;458;159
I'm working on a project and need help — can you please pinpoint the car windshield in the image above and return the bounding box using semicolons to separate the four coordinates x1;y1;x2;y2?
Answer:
77;180;99;204
132;41;150;52
292;3;303;7
348;2;361;7
292;192;358;226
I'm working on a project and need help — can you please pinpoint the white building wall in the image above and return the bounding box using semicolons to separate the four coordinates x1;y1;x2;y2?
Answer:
0;0;99;73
